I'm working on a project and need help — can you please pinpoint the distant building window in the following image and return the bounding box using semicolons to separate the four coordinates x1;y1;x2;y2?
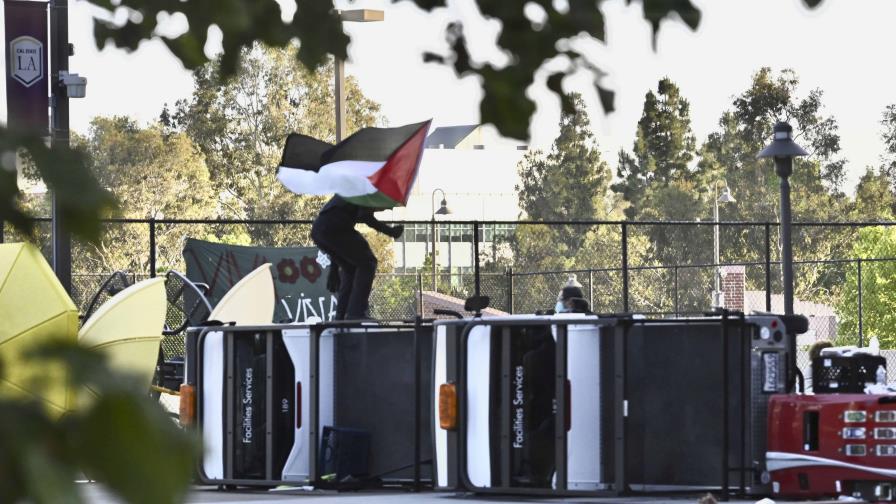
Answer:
395;223;516;243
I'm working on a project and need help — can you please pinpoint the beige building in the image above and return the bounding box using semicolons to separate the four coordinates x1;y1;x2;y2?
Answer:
379;125;527;272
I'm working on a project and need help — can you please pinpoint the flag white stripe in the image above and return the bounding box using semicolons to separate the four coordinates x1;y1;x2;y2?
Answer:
277;160;385;197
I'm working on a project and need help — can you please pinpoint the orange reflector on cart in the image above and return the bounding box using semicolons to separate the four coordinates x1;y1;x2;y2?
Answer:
179;384;196;427
439;383;458;431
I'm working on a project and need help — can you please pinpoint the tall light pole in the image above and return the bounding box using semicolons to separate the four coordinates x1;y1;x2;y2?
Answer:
758;121;808;315
50;0;71;293
431;189;451;291
335;9;384;142
712;182;735;309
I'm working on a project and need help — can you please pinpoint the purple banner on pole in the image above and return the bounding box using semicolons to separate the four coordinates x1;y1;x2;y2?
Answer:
5;0;49;134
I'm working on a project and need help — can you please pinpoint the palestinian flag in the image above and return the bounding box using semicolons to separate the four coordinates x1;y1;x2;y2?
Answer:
277;120;431;208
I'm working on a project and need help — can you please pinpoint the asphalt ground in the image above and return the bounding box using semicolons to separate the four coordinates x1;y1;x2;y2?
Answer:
79;484;856;504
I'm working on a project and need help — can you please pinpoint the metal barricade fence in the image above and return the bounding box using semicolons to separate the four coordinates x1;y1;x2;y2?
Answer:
5;218;896;355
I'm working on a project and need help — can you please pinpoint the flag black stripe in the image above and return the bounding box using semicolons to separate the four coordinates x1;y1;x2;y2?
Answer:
321;121;429;164
279;133;334;172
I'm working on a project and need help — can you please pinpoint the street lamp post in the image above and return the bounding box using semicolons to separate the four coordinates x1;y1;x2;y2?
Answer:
431;189;451;291
712;182;735;309
335;9;384;141
758;121;808;315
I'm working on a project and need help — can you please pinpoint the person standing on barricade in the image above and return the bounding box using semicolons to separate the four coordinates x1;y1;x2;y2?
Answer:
276;120;432;320
312;196;403;320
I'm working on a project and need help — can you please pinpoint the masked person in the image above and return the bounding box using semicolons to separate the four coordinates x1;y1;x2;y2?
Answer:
311;195;403;320
554;274;590;314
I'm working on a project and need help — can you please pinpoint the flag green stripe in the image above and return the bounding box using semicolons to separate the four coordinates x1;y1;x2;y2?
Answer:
343;191;401;208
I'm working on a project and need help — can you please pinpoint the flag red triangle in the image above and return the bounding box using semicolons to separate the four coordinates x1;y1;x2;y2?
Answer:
367;121;430;205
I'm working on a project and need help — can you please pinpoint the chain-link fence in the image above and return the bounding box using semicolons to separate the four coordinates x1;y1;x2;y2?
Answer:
7;218;896;360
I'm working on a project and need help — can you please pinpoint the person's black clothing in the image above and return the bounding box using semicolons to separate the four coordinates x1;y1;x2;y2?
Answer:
317;196;396;234
313;228;377;320
311;196;401;320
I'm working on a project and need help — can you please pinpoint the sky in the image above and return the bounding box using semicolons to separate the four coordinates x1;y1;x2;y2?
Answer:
3;0;896;192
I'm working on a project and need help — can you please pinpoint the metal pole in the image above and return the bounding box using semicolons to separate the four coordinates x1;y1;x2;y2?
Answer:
473;221;481;298
447;222;452;270
401;224;406;269
857;259;864;347
765;223;772;312
588;268;594;309
778;161;795;316
413;316;422;491
430;189;445;292
491;224;496;261
416;272;423;316
673;266;679;317
622;223;629;313
50;0;72;294
720;312;730;501
507;267;514;314
714;195;720;300
431;217;436;291
335;57;346;142
554;324;568;491
149;219;156;277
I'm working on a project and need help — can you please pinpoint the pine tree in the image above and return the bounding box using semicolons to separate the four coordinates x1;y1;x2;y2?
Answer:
517;93;610;224
613;77;699;220
513;93;615;274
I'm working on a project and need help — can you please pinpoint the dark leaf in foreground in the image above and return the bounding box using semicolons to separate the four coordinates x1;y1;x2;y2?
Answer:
0;128;117;243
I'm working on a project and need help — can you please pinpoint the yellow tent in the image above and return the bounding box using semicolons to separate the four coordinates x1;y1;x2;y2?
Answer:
208;263;274;325
0;243;79;416
76;276;166;405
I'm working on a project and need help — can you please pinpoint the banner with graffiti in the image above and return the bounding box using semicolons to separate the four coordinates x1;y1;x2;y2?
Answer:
183;238;335;323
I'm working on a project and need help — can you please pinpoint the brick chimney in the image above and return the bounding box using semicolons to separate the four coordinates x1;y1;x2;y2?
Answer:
721;265;745;311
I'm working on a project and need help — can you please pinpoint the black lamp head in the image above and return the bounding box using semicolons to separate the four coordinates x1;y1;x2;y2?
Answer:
435;198;451;215
757;121;809;159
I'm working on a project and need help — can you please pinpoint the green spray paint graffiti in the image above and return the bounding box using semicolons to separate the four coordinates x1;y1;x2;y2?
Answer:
183;238;336;323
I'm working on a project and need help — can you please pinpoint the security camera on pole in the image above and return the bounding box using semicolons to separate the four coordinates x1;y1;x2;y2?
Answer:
757;121;808;316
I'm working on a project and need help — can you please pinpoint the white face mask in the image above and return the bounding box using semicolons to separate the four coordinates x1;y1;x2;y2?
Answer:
555;301;568;313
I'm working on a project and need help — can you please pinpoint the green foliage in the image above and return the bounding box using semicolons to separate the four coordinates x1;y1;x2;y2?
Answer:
613;77;700;220
852;167;895;220
70;116;217;274
370;274;418;320
698;68;851;303
511;95;623;309
880;104;896;183
837;227;896;347
0;127;117;242
91;0;347;78
612;77;705;281
515;93;612;260
80;0;818;141
424;1;701;138
700;68;847;223
2;0;830;249
0;342;197;504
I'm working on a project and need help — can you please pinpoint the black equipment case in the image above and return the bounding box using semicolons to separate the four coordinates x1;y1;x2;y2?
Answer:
812;353;887;393
184;321;433;487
